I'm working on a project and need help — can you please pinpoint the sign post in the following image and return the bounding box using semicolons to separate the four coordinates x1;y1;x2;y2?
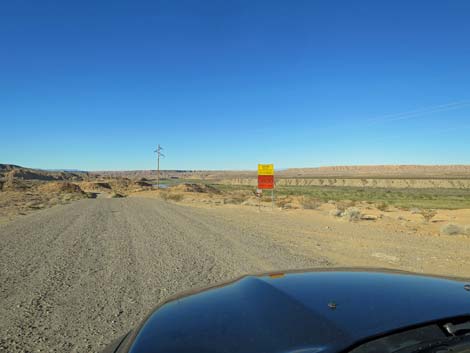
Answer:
257;164;275;210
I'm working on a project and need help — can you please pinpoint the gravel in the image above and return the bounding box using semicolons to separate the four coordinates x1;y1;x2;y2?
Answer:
0;198;328;353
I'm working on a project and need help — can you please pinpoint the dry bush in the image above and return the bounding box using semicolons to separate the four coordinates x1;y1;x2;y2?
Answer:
377;202;388;212
440;223;464;236
223;196;246;205
62;194;73;201
111;193;126;198
27;202;45;209
336;200;356;211
421;209;437;222
301;197;322;210
169;193;184;202
276;197;292;208
329;209;343;217
47;197;59;205
343;207;362;222
161;192;183;202
465;226;470;235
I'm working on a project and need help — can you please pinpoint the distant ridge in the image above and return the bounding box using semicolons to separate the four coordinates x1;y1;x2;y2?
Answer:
281;165;470;178
2;164;470;180
90;165;470;180
0;164;23;171
44;169;88;173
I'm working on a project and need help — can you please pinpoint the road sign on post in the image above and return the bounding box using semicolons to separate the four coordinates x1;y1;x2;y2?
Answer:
258;164;275;210
257;164;274;189
257;175;274;189
258;164;274;176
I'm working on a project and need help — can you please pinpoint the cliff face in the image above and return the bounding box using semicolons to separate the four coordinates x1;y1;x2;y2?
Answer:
279;165;470;178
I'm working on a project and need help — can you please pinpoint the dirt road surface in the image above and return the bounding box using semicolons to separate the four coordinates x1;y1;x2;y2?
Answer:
0;198;328;353
1;197;469;353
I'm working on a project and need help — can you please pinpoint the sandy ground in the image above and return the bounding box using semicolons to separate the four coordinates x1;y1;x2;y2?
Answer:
161;196;470;278
134;188;470;238
0;195;469;353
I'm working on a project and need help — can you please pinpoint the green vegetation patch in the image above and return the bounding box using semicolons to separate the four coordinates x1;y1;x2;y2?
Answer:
208;184;470;210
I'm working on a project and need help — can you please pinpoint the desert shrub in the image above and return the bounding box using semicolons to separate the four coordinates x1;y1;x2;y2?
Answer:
301;197;322;210
161;192;183;202
465;225;470;235
440;223;464;236
329;209;343;217
282;203;295;209
336;200;356;211
421;209;437;222
344;207;361;222
29;203;45;209
377;202;388;212
169;193;184;201
223;196;246;205
111;193;126;198
47;197;59;205
276;197;292;208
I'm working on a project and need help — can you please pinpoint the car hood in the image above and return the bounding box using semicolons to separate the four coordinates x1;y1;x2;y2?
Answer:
128;269;470;353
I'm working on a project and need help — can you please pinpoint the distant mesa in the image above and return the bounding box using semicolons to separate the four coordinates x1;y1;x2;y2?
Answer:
90;165;470;180
281;165;470;179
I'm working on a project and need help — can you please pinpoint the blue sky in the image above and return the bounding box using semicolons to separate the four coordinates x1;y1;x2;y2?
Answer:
1;0;470;170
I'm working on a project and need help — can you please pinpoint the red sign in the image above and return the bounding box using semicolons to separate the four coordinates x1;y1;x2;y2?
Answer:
258;175;274;189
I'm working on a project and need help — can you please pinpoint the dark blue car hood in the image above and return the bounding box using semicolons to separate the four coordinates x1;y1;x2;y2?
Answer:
127;269;470;353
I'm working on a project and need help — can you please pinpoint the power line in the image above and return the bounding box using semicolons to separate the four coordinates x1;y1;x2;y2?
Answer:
154;144;165;189
368;100;470;124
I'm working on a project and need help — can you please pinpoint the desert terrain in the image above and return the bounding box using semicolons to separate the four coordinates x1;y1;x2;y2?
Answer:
1;164;470;352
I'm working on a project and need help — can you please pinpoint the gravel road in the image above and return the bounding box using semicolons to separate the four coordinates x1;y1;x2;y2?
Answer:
0;198;328;353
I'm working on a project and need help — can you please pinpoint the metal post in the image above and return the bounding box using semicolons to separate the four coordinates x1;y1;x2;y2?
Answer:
157;152;160;189
271;189;274;210
154;145;165;189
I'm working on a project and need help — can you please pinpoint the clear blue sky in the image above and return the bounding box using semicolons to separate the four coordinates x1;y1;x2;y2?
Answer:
2;0;470;170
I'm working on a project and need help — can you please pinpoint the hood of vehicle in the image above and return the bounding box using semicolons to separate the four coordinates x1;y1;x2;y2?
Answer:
128;269;470;353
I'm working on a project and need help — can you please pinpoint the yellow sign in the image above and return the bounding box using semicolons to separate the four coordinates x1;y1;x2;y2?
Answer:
258;164;274;176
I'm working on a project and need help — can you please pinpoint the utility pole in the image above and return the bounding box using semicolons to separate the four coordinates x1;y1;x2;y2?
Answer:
154;144;165;189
